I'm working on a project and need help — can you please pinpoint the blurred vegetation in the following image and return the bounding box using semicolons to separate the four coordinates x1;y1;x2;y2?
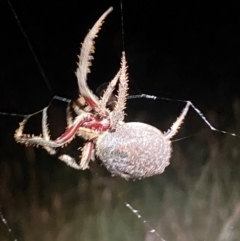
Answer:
0;98;240;241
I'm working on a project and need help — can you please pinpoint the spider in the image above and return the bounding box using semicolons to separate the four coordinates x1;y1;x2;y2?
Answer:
14;7;191;180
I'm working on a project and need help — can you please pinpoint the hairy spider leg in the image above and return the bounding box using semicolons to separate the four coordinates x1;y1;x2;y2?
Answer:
164;101;191;139
79;141;94;169
41;108;57;154
54;113;97;144
111;51;128;129
59;141;94;170
98;70;120;116
15;108;62;149
65;100;90;129
42;107;85;169
76;7;113;110
66;102;74;127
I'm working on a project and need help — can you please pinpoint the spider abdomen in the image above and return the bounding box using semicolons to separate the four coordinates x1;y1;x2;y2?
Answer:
96;122;172;180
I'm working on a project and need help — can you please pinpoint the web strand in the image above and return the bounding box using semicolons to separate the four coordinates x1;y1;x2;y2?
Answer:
115;187;162;239
0;211;18;241
0;95;69;118
124;202;161;238
119;0;143;95
128;94;238;137
120;0;125;52
0;93;238;137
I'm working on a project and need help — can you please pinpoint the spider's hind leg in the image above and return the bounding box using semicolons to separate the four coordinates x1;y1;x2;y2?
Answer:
164;101;191;139
58;141;94;170
79;141;94;169
58;155;81;169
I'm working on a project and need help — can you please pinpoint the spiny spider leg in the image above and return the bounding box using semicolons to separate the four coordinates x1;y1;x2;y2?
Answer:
66;103;74;127
59;141;94;170
58;155;82;169
54;113;94;145
111;51;128;129
72;101;86;116
98;70;120;116
65;101;90;130
41;108;57;154
14;106;95;149
79;141;94;169
164;101;191;139
15;109;61;149
76;7;113;110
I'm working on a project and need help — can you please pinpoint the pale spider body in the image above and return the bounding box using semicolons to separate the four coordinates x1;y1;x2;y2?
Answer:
96;122;171;179
15;7;190;180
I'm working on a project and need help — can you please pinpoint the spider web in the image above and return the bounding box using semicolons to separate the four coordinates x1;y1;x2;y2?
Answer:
1;1;240;241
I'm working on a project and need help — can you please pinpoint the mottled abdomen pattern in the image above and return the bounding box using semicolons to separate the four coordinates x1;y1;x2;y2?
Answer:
96;122;172;180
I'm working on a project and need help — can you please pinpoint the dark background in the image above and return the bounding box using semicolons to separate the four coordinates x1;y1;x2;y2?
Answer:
1;0;240;111
1;1;240;241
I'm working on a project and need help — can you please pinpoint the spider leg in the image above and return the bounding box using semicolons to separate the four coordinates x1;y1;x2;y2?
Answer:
79;141;94;169
76;7;113;110
65;101;88;129
14;116;30;142
110;51;128;129
66;102;74;127
74;96;93;113
58;155;81;169
76;127;99;140
98;70;120;116
54;112;97;145
58;118;100;169
14;109;63;150
72;100;92;116
164;101;191;139
58;103;90;170
42;107;57;154
58;141;94;170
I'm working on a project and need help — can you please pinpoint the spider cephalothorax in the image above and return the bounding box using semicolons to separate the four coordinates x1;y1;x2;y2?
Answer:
15;7;190;180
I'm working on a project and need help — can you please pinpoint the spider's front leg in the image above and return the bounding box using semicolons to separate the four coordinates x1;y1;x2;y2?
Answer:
76;7;113;111
15;108;62;154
